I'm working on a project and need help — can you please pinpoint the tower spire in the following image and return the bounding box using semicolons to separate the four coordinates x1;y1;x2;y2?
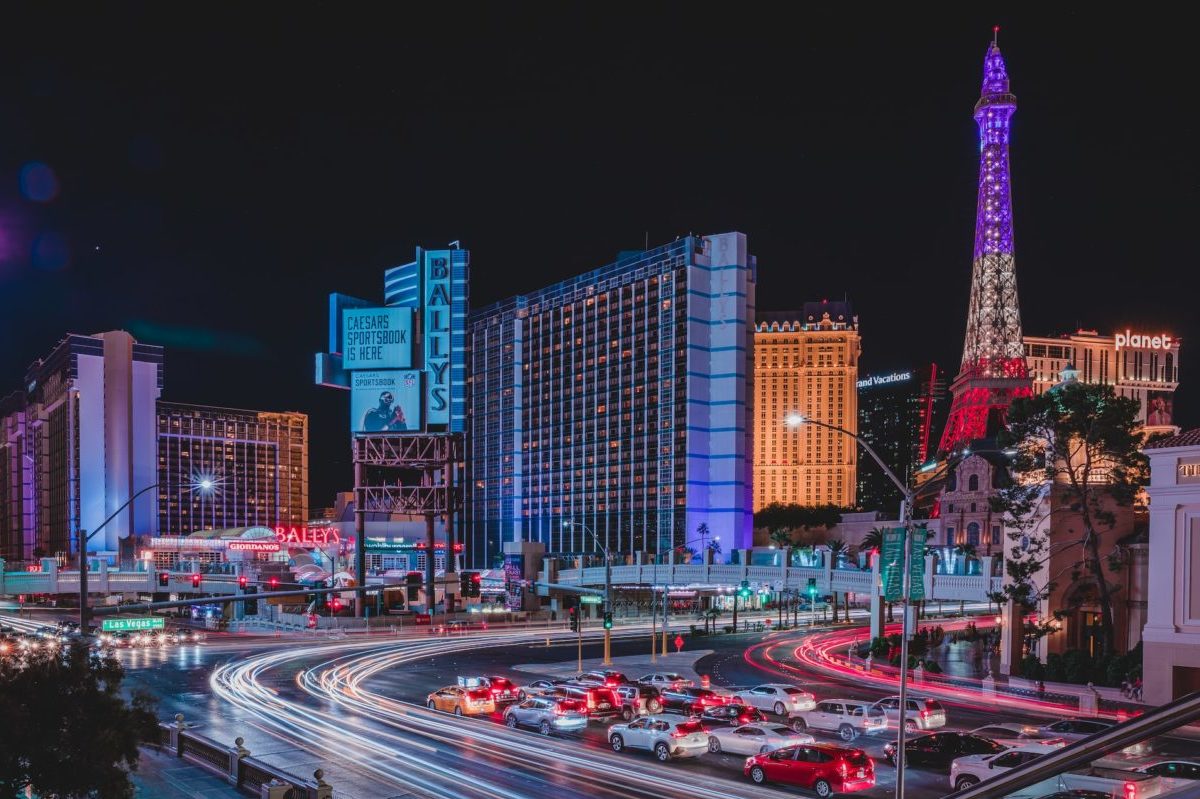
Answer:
938;34;1031;454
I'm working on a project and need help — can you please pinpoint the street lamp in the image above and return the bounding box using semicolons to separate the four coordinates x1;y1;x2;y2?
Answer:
563;520;613;665
77;477;217;633
785;412;917;799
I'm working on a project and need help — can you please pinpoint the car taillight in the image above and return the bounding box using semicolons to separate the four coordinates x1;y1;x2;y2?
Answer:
920;709;930;719
1124;782;1137;799
587;696;596;709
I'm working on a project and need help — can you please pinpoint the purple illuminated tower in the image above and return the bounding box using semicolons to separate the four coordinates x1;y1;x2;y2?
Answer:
939;30;1032;453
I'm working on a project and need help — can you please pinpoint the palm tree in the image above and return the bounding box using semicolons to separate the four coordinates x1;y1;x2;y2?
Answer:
827;539;847;623
861;527;886;556
769;527;792;551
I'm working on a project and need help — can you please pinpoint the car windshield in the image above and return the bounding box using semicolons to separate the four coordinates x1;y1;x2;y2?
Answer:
592;689;617;702
663;673;683;680
674;721;704;734
769;726;795;735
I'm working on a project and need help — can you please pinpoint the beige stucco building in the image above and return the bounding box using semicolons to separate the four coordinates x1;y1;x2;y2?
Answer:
753;302;860;510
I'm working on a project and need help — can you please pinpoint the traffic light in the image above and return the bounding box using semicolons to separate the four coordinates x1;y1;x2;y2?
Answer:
268;576;279;591
331;597;342;612
568;606;579;632
806;577;818;599
191;573;201;589
737;580;752;601
238;575;248;590
603;611;613;630
158;572;169;587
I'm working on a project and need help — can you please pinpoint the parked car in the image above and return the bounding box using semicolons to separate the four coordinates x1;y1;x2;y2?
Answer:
553;684;621;719
970;723;1066;748
608;715;709;762
883;731;1004;770
870;695;947;731
949;744;1060;791
733;684;817;716
637;672;694;690
426;685;495;716
574;670;630;687
659;686;730;714
482;676;520;705
707;723;814;755
792;699;888;741
744;744;875;797
503;697;588;735
517;678;568;700
614;684;663;720
699;703;768;728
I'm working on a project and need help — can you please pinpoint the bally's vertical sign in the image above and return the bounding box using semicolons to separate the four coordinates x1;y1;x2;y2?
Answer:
424;252;451;426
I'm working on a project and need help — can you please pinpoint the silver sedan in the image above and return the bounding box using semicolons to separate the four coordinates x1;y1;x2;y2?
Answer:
707;723;814;756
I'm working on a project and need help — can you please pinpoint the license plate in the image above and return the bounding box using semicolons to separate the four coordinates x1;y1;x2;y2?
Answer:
598;703;610;709
857;770;865;778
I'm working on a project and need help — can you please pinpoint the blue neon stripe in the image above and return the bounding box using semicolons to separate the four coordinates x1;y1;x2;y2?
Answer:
687;343;745;353
685;480;747;486
686;398;740;406
685;425;745;433
685;371;745;379
686;316;747;326
686;288;748;299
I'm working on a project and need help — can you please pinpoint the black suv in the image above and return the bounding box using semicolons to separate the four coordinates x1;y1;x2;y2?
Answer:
698;703;768;727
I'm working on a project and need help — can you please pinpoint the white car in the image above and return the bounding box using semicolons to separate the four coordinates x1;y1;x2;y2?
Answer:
1136;760;1200;791
733;684;817;716
637;672;694;690
869;695;947;731
949;744;1060;792
516;679;567;700
970;723;1066;749
792;699;889;741
706;723;814;756
608;715;709;762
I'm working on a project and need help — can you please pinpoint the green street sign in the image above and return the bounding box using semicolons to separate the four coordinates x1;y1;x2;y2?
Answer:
579;595;603;605
908;527;928;601
881;528;905;602
101;617;165;632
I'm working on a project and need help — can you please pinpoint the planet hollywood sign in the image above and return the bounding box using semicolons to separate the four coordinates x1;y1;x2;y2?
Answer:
1115;331;1174;351
274;526;343;547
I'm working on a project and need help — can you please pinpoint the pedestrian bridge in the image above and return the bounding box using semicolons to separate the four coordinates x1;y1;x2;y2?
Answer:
0;559;241;597
553;555;1003;603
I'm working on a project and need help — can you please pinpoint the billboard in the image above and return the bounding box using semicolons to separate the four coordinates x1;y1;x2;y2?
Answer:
351;370;421;432
1147;390;1174;427
342;307;413;370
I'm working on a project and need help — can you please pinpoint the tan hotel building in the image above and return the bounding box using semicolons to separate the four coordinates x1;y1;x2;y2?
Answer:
753;302;860;510
1023;329;1181;432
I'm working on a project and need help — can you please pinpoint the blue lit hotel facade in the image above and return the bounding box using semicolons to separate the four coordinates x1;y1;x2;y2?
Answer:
466;233;756;567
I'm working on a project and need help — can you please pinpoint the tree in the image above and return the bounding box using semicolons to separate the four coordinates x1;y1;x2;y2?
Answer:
0;640;158;798
860;527;886;555
826;539;848;623
991;383;1148;658
769;527;793;551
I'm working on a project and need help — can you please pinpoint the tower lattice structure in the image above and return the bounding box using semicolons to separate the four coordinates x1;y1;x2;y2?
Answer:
939;33;1032;454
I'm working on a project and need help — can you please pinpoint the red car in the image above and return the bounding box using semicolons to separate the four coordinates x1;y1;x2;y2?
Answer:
744;743;874;797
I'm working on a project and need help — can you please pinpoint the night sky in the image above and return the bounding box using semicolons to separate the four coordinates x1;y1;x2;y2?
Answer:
2;7;1196;508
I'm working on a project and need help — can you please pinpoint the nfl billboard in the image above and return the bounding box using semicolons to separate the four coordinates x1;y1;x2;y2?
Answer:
350;370;421;432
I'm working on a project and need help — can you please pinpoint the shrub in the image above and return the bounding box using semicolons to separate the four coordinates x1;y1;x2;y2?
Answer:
723;625;734;634
1020;653;1046;680
1045;653;1066;683
1062;649;1090;685
924;660;943;675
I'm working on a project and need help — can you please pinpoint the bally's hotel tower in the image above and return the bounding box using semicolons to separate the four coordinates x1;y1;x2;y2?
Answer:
467;233;756;565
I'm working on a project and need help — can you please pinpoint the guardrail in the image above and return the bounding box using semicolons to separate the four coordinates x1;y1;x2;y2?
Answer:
156;713;331;798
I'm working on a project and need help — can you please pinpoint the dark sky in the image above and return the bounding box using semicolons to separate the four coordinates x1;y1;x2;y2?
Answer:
2;7;1196;508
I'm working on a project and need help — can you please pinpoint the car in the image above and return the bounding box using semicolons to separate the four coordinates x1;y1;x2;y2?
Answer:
707;723;814;756
744;743;875;796
426;685;496;716
792;699;889;741
503;697;588;735
970;723;1066;748
553;684;621;718
733;684;817;716
516;678;568;700
482;676;520;705
659;686;730;714
614;684;663;720
1036;718;1114;743
883;731;1005;770
1136;760;1200;781
949;743;1061;791
1033;792;1116;799
608;715;709;761
637;672;694;690
870;695;947;731
574;670;630;687
699;703;769;728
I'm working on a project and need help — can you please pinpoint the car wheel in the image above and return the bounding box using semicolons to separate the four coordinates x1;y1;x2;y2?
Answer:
505;714;518;728
622;707;634;721
814;779;833;798
610;734;624;752
708;736;722;753
904;719;917;733
839;724;857;742
791;717;808;732
454;706;463;716
956;776;980;791
654;742;671;762
773;702;787;716
648;700;662;713
539;720;551;736
750;766;766;784
427;701;436;710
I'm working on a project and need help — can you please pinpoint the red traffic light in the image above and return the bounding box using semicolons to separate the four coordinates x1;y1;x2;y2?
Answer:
158;572;169;587
238;575;248;589
268;577;279;589
191;573;201;588
331;598;342;612
472;574;482;583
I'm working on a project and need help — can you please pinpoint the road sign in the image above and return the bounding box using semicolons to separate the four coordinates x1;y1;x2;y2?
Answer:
881;528;905;602
579;595;602;605
908;527;928;601
101;617;165;632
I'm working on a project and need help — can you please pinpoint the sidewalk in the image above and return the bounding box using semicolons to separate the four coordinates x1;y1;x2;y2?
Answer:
132;746;243;799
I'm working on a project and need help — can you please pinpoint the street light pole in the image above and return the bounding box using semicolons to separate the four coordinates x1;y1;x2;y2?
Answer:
564;520;612;665
785;413;915;799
